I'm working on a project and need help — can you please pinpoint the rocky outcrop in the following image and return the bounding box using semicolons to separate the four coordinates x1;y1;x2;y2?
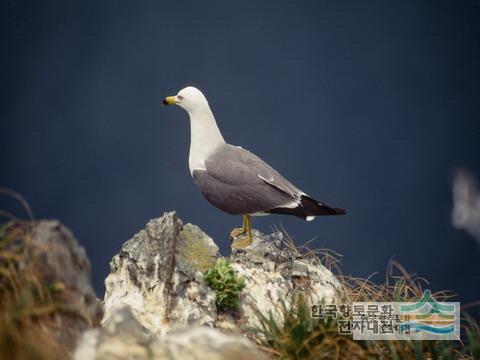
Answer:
72;211;344;359
31;220;103;321
1;220;103;352
229;229;344;329
75;307;266;360
103;213;219;336
102;212;343;336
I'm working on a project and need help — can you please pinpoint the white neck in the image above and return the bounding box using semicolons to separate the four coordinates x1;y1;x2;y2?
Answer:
187;105;225;174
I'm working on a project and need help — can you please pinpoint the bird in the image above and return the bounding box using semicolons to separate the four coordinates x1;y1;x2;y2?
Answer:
452;168;480;244
163;86;345;248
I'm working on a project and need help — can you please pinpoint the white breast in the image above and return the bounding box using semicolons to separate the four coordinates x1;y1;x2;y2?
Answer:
188;110;225;175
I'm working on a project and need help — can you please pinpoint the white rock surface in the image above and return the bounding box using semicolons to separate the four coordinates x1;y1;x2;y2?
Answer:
103;212;219;336
93;211;344;359
228;230;343;329
75;307;266;360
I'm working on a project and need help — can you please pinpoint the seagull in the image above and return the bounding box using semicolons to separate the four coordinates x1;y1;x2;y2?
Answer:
163;86;345;248
452;168;480;244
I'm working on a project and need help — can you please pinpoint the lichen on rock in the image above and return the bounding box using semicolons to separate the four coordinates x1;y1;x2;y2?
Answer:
176;223;220;274
103;212;219;336
102;211;343;338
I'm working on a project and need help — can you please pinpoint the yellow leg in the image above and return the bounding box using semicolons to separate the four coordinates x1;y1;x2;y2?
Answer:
231;215;253;249
229;215;248;239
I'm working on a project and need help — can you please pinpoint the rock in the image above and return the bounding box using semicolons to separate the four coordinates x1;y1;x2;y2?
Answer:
103;212;219;336
32;220;102;308
156;326;266;360
75;307;153;360
75;307;266;360
103;212;343;336
228;229;344;329
2;220;103;352
31;220;103;348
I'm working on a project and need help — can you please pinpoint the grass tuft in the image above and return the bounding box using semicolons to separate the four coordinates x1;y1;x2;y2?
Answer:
252;292;368;359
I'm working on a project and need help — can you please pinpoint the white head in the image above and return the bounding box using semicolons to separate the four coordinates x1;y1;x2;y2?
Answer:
163;86;210;115
163;86;225;173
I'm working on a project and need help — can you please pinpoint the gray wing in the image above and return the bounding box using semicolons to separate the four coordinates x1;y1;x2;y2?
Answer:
192;144;302;215
206;145;303;197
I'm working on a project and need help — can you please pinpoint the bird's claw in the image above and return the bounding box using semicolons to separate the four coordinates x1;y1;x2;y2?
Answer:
231;235;253;249
230;227;246;240
230;215;253;249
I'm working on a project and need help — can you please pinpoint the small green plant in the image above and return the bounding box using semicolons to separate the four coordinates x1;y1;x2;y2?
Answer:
203;258;246;311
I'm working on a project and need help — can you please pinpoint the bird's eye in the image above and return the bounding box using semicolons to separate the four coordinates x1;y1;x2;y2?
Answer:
177;95;184;101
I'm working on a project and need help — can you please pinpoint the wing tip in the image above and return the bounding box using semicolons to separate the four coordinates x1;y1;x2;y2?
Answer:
267;197;347;218
304;196;346;216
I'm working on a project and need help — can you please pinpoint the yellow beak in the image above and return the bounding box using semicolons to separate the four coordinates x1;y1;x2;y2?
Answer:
162;96;177;105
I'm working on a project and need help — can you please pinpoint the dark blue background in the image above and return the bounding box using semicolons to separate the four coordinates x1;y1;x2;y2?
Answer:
1;1;479;309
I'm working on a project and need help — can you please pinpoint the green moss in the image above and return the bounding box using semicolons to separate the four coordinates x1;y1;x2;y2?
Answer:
203;259;246;311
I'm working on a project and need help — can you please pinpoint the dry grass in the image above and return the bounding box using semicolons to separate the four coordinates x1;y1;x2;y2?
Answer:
1;191;478;359
0;189;96;360
0;221;72;359
253;227;480;360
